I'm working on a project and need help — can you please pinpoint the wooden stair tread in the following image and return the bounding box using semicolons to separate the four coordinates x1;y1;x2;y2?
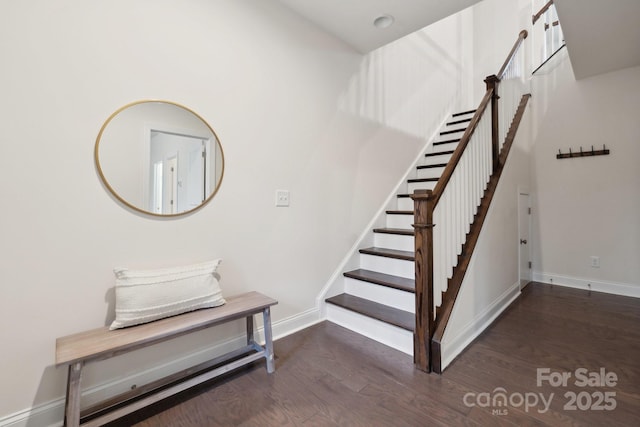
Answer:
385;210;413;215
407;177;438;183
372;228;413;236
344;269;415;293
446;117;472;126
452;109;476;117
325;294;415;331
417;163;447;170
359;247;414;261
433;138;460;146
440;128;466;136
425;150;455;157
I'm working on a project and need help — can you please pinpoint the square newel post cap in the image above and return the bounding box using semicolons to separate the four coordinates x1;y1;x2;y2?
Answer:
410;189;433;201
485;74;500;89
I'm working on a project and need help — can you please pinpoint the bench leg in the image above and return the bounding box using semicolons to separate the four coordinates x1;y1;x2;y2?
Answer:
64;362;83;427
262;307;275;373
246;315;254;345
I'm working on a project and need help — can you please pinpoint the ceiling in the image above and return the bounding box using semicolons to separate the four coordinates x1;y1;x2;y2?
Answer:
555;0;640;80
276;0;640;80
276;0;482;53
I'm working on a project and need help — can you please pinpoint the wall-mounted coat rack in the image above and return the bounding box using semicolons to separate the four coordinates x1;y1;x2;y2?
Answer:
557;145;610;160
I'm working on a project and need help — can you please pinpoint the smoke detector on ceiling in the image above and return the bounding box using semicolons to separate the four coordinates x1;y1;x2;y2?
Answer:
373;14;395;29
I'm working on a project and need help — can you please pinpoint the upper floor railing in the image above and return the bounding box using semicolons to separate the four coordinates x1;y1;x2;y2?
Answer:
531;0;565;74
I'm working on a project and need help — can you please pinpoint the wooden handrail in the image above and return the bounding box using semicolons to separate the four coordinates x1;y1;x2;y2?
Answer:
432;29;527;209
497;30;528;80
532;0;554;25
430;88;493;209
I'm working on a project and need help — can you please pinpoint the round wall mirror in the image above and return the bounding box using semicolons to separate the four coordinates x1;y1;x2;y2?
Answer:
95;100;224;217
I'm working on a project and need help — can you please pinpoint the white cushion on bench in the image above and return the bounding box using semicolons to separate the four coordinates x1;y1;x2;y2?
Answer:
110;259;226;330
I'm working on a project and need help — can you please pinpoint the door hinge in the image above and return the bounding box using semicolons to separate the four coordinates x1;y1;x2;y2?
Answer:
528;207;531;215
528;261;532;269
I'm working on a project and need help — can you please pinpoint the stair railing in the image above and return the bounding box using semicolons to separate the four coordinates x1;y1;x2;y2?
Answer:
532;0;554;25
532;0;565;74
411;30;528;373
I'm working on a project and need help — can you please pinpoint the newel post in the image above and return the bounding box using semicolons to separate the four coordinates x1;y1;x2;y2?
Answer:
411;189;434;372
485;74;501;172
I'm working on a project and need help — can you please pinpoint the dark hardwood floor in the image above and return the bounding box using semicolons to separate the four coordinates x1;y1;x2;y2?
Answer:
108;282;640;426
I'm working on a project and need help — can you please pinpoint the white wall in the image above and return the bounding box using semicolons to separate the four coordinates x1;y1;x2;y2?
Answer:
471;0;532;100
530;59;640;293
339;9;476;138
0;0;429;421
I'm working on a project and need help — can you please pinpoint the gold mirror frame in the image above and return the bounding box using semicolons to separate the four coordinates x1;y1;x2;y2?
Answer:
95;100;224;217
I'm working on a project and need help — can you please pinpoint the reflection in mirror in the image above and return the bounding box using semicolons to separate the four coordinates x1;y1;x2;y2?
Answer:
95;101;224;216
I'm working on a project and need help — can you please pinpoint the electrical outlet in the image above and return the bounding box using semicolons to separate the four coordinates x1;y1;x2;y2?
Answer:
590;256;600;268
275;190;290;207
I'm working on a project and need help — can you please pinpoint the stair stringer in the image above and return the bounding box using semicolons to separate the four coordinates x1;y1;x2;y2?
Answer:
316;113;453;317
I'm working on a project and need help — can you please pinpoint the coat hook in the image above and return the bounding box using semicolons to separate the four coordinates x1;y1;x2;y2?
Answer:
558;144;609;159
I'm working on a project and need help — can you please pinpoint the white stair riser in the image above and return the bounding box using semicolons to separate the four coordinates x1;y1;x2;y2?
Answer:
386;214;413;229
344;278;415;312
416;167;444;180
407;181;437;193
374;232;414;252
359;253;414;278
397;197;413;211
432;143;458;154
326;305;413;355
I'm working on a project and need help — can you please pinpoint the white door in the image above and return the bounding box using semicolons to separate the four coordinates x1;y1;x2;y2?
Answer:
184;141;206;210
165;156;178;214
518;192;531;288
148;130;207;214
152;161;163;214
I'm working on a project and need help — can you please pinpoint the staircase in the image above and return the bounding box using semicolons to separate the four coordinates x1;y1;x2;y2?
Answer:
325;109;476;355
323;28;531;373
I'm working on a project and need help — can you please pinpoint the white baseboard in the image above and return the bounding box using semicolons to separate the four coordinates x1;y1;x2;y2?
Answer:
532;271;640;298
441;281;521;371
0;308;322;427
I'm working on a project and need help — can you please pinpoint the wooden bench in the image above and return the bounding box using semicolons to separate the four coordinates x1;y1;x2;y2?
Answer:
56;291;277;427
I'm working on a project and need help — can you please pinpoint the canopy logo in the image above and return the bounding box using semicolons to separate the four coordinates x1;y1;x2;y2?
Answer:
462;367;618;416
463;388;553;415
